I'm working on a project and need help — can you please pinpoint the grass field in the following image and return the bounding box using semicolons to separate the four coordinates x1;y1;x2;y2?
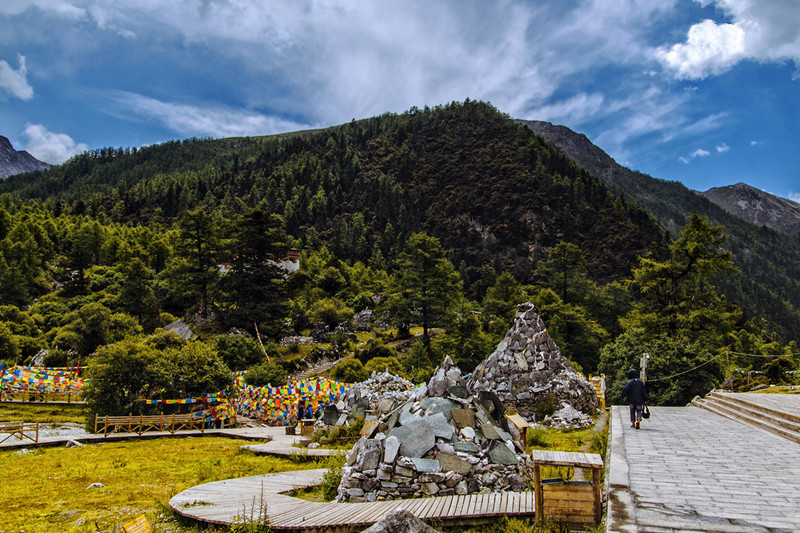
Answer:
0;401;86;424
1;435;324;532
1;402;608;533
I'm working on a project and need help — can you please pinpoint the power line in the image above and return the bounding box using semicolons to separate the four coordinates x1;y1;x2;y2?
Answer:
646;352;726;382
727;350;800;358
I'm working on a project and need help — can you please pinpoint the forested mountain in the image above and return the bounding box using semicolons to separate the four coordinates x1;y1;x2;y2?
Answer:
1;102;797;400
520;119;800;341
1;101;665;287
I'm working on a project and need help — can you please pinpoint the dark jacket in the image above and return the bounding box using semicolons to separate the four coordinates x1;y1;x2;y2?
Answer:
622;378;647;405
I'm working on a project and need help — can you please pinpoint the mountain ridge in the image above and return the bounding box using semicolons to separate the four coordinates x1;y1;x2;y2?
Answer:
0;136;51;179
700;182;800;236
519;118;800;340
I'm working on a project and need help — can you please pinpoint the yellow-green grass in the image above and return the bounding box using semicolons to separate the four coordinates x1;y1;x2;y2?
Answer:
526;418;608;480
1;436;323;533
0;401;86;424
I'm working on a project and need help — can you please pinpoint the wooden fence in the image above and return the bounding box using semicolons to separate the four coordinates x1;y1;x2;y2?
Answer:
0;421;39;444
94;412;235;436
0;391;83;404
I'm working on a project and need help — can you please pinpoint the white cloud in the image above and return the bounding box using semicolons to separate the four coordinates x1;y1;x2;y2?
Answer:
23;123;88;164
679;147;711;164
0;54;33;100
0;0;85;18
5;1;682;124
107;91;312;138
716;143;730;152
789;192;800;203
658;0;800;79
526;93;606;126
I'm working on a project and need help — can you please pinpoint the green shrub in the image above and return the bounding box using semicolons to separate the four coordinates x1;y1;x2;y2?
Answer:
331;358;368;383
526;427;549;448
319;453;346;501
355;339;395;364
246;361;289;387
364;356;406;378
533;394;558;421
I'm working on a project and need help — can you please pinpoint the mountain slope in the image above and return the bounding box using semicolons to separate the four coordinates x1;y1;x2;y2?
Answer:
0;103;666;287
701;182;800;236
0;136;50;178
520;119;800;341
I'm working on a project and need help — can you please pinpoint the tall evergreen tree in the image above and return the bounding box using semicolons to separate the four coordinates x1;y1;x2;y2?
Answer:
396;232;461;340
622;214;740;342
176;209;223;317
222;208;289;335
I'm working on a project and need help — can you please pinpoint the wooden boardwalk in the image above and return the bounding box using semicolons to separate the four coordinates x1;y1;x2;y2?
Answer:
169;469;537;532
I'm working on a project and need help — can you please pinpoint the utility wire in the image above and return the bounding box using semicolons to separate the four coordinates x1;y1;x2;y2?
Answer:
727;350;800;358
646;352;726;382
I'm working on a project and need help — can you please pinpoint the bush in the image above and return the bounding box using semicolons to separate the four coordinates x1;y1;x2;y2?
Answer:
331;358;368;383
533;394;558;421
364;356;405;378
213;334;264;371
355;339;395;364
319;453;345;501
310;298;354;329
762;356;796;384
245;361;289;387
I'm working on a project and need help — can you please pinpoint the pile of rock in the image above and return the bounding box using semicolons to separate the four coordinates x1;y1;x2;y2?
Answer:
467;302;597;424
336;358;531;503
541;403;594;430
341;371;416;418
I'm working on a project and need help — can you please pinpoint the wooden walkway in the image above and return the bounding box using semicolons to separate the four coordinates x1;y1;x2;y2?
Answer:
169;469;537;532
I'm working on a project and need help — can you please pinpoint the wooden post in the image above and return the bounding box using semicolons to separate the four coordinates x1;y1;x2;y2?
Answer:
104;415;108;437
533;463;543;521
171;413;176;434
139;414;143;436
593;467;601;523
726;350;731;391
35;421;39;443
94;413;98;435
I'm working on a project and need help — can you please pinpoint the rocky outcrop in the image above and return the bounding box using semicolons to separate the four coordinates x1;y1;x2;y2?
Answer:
361;509;440;533
701;182;800;236
467;302;597;422
0;136;50;179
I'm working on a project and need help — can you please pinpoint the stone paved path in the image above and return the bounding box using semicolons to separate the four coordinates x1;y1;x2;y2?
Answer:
608;403;800;532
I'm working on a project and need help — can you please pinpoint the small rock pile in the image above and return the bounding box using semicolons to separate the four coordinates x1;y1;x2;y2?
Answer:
341;371;416;419
336;357;531;503
467;302;597;423
542;403;594;429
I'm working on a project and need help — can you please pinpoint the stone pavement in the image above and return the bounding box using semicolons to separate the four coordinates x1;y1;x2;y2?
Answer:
607;403;800;532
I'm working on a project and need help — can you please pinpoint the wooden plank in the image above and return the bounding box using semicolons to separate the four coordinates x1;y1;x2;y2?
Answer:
440;495;457;517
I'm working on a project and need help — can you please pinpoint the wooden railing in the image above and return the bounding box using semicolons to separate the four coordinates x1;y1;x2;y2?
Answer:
94;412;235;436
0;391;83;404
0;421;39;444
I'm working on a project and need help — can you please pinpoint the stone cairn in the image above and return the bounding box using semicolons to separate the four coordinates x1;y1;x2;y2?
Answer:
336;357;531;503
316;371;416;430
467;302;598;425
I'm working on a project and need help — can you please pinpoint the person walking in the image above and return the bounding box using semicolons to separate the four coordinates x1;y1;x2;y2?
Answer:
622;368;647;429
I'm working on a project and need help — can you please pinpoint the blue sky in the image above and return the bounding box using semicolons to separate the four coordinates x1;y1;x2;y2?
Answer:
1;0;798;201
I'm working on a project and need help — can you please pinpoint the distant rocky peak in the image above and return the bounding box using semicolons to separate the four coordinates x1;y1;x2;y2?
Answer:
0;135;51;179
700;183;800;236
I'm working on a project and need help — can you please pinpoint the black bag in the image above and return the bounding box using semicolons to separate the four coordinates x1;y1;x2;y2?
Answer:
642;405;651;419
